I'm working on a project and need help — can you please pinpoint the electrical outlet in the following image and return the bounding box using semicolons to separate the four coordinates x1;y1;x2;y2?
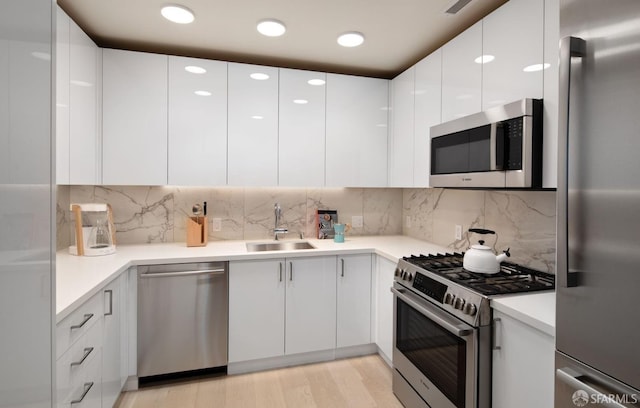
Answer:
352;215;363;228
406;216;412;228
212;218;222;232
455;224;462;240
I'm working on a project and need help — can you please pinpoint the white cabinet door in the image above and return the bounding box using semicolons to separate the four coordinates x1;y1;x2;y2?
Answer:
56;7;70;184
69;18;99;185
375;256;396;362
441;21;482;122
278;68;326;187
227;63;279;186
389;67;415;187
492;310;554;408
482;0;544;111
102;277;121;408
326;74;389;187
228;259;285;362
413;49;442;187
102;49;168;185
337;254;372;348
168;57;227;186
285;256;337;355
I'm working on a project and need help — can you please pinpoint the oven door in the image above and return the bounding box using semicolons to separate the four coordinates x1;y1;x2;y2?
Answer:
392;284;477;408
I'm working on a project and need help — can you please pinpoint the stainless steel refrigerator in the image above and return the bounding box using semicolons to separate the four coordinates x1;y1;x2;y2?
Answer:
556;0;640;406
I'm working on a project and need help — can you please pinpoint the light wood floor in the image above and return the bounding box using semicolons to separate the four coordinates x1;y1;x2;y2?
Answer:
116;354;403;408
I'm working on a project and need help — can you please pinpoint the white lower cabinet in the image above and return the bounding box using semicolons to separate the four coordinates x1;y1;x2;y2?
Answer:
336;254;372;348
102;274;126;408
228;259;285;362
375;256;397;363
492;309;555;408
56;305;103;408
56;274;127;408
229;256;339;363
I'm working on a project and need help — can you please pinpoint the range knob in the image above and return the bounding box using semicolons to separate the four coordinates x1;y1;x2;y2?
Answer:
394;268;401;277
463;303;478;316
443;293;454;305
454;297;466;310
407;273;413;282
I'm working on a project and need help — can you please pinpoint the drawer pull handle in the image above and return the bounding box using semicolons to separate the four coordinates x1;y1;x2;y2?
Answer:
70;314;94;331
70;382;93;405
70;347;94;367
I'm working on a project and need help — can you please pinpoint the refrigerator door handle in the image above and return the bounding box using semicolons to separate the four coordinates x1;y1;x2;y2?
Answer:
557;36;586;288
557;368;634;408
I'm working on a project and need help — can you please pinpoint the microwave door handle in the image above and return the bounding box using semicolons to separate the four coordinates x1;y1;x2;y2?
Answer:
492;122;506;170
558;36;586;288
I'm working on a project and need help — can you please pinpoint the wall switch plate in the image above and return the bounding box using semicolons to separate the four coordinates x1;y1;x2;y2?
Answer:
212;218;222;232
352;215;363;228
455;224;462;240
406;216;412;228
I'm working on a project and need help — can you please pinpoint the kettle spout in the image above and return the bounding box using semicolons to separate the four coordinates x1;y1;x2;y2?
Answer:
496;248;511;263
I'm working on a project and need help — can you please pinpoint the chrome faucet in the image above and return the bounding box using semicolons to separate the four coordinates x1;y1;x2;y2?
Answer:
274;203;288;240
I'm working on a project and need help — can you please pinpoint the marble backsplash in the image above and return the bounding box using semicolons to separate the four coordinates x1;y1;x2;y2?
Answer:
56;186;556;274
56;186;404;249
403;188;557;273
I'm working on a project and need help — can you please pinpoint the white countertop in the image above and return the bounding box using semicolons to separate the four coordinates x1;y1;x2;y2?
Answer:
491;291;556;337
57;235;556;335
56;235;447;322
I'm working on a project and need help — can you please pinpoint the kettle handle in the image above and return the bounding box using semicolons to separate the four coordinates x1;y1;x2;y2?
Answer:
469;228;496;235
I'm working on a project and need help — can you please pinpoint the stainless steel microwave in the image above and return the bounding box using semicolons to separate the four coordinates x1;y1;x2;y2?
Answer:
430;99;543;188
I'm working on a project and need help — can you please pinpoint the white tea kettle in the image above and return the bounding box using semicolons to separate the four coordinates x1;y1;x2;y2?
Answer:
463;228;510;274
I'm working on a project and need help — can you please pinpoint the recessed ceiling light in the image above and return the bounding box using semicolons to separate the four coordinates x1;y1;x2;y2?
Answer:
523;63;551;72
337;32;365;47
161;4;195;24
474;54;495;64
456;94;474;100
250;73;270;80
185;65;206;74
251;115;264;120
194;90;212;96
376;124;387;128
257;19;286;37
293;99;308;104
307;79;326;86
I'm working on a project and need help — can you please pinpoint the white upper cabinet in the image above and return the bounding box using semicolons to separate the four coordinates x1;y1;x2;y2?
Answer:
168;57;227;186
413;49;442;187
389;67;415;187
102;49;168;185
69;18;100;185
441;21;482;122
56;7;70;185
278;69;326;187
227;63;279;186
326;74;389;187
56;6;100;185
482;0;544;111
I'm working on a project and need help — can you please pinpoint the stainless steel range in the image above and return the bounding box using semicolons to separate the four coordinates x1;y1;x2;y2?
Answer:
391;253;554;408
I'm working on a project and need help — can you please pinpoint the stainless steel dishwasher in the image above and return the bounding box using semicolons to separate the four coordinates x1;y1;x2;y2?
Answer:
137;262;228;381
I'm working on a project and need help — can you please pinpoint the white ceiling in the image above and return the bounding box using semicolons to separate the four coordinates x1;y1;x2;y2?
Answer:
57;0;507;79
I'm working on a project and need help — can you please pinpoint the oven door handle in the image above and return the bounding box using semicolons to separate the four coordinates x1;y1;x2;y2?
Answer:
391;287;474;337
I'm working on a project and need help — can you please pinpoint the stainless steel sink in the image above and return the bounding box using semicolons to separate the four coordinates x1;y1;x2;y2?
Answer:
246;241;316;252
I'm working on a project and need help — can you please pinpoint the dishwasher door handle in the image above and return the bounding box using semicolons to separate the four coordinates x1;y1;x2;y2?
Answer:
140;269;226;278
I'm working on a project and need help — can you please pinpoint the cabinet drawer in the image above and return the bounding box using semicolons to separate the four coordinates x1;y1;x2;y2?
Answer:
56;294;102;359
57;320;102;408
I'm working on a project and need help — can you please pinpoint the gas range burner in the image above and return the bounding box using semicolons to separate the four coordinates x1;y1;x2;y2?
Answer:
403;252;555;296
